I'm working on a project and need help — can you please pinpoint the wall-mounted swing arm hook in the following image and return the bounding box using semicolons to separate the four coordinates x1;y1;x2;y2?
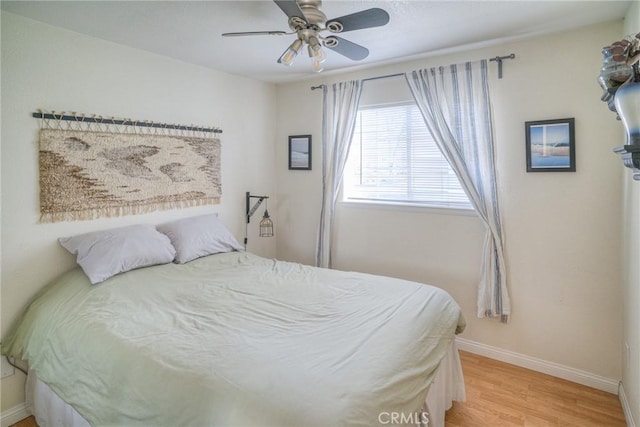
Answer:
246;192;269;223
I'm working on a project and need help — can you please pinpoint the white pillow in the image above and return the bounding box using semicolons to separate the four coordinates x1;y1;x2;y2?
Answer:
59;224;176;284
156;214;243;264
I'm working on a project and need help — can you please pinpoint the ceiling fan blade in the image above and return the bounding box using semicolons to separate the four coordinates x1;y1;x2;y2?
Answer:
222;31;288;37
324;36;369;61
326;8;390;33
273;0;307;22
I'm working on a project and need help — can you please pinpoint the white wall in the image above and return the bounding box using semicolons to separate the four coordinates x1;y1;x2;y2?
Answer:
276;21;624;384
0;12;277;412
622;4;639;425
1;9;631;420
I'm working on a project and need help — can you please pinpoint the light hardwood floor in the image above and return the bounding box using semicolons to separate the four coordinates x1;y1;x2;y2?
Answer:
9;416;36;427
11;350;627;427
446;351;627;426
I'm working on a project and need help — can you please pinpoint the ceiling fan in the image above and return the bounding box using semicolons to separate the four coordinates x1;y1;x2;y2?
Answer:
222;0;390;72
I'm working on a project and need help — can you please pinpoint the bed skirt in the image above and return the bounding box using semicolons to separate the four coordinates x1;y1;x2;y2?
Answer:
424;340;466;426
26;341;465;427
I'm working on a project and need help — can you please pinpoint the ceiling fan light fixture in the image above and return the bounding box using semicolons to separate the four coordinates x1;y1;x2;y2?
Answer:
308;44;327;63
279;38;303;66
307;34;321;49
311;58;324;73
225;1;388;73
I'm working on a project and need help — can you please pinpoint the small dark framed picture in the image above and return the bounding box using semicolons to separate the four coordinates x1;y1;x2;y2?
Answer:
525;118;575;172
288;135;312;170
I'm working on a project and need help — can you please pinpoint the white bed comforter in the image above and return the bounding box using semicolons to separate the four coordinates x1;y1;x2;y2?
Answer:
5;252;465;426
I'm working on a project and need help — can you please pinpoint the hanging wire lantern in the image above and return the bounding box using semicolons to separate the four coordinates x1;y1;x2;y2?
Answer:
259;209;274;237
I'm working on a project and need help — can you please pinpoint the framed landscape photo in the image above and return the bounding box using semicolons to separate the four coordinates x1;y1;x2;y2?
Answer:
525;118;575;172
288;135;312;170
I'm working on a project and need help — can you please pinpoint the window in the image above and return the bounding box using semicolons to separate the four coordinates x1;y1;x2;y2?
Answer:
343;102;472;210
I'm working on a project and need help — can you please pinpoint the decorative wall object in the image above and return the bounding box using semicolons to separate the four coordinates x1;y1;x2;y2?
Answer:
525;118;576;172
598;32;640;180
288;134;312;170
36;111;222;222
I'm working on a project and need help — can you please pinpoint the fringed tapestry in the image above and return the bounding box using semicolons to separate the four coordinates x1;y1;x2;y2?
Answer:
37;112;222;223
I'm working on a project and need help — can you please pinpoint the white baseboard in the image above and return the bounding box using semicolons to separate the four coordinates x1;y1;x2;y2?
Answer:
455;337;619;394
1;403;29;427
619;382;637;427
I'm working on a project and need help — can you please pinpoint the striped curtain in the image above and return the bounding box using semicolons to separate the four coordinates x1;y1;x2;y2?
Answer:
316;80;363;268
405;61;511;322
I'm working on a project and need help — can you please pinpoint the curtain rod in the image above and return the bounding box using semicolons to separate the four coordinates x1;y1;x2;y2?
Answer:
362;72;404;83
310;73;403;90
489;54;516;79
309;53;516;90
31;111;223;134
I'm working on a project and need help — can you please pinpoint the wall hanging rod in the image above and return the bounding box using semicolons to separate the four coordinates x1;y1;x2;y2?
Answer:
31;111;223;134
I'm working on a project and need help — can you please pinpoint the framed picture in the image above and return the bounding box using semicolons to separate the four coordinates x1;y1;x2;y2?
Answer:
288;135;312;170
525;118;575;172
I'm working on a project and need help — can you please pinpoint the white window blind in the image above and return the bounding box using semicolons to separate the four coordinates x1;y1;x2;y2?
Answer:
343;102;472;210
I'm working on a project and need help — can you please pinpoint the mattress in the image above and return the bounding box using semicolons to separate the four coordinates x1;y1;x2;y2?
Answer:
6;251;465;426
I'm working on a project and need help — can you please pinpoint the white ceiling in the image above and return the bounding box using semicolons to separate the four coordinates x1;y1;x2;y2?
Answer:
1;0;632;83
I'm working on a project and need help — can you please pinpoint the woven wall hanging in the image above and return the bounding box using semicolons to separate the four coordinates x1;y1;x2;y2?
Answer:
36;111;222;223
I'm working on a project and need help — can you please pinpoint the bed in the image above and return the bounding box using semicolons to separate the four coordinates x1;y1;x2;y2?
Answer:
3;215;466;426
